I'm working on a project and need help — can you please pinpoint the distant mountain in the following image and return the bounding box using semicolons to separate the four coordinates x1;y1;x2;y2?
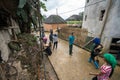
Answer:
66;15;80;21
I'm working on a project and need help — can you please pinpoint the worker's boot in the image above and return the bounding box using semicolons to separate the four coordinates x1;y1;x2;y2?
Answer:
94;61;99;69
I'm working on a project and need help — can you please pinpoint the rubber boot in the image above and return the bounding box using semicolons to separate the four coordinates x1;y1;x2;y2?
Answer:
88;57;92;63
94;61;99;69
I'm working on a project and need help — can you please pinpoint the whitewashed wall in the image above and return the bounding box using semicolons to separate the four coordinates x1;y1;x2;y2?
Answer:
0;19;20;61
82;0;120;51
101;0;120;50
82;0;107;37
0;30;11;61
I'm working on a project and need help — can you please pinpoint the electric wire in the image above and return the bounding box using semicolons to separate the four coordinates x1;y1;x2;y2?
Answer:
59;0;106;14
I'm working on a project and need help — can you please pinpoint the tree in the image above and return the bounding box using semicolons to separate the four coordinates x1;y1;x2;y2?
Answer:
17;0;47;33
42;15;47;21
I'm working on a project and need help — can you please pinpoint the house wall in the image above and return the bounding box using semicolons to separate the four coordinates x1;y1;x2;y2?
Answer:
101;0;120;50
82;0;107;37
43;23;67;31
82;0;120;51
0;30;11;61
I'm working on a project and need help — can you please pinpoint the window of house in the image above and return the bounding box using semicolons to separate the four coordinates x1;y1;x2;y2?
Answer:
85;15;87;21
87;0;89;3
99;10;105;21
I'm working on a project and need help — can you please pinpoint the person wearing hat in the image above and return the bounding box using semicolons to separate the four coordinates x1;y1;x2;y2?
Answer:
89;53;117;80
88;37;103;69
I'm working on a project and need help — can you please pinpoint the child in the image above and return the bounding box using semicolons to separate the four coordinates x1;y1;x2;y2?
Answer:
89;53;117;80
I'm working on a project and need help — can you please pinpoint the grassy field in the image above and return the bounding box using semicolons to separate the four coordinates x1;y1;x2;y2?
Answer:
67;21;82;24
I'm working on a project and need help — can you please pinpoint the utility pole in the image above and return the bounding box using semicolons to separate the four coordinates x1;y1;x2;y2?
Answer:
56;8;58;15
99;0;112;39
56;8;59;30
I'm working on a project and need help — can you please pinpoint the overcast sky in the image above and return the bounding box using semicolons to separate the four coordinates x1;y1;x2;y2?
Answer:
42;0;86;19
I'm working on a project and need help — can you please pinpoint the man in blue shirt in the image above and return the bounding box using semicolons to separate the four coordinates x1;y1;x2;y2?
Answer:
69;32;75;56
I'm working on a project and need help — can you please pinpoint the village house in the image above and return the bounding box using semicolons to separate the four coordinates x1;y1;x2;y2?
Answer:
66;15;83;28
82;0;120;53
43;15;67;31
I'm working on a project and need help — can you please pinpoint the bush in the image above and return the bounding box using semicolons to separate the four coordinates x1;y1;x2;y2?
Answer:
8;42;21;51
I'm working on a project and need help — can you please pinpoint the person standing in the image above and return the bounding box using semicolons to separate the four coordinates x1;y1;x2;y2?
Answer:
49;29;53;43
53;34;58;50
68;32;75;56
89;53;117;80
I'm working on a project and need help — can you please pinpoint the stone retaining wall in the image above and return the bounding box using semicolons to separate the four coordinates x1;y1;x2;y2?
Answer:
58;27;88;47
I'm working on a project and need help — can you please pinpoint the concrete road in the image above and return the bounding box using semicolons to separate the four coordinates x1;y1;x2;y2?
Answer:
45;33;120;80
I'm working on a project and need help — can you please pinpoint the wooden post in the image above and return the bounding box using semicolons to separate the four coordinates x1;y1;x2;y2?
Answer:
99;0;112;38
37;64;40;80
11;29;17;40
